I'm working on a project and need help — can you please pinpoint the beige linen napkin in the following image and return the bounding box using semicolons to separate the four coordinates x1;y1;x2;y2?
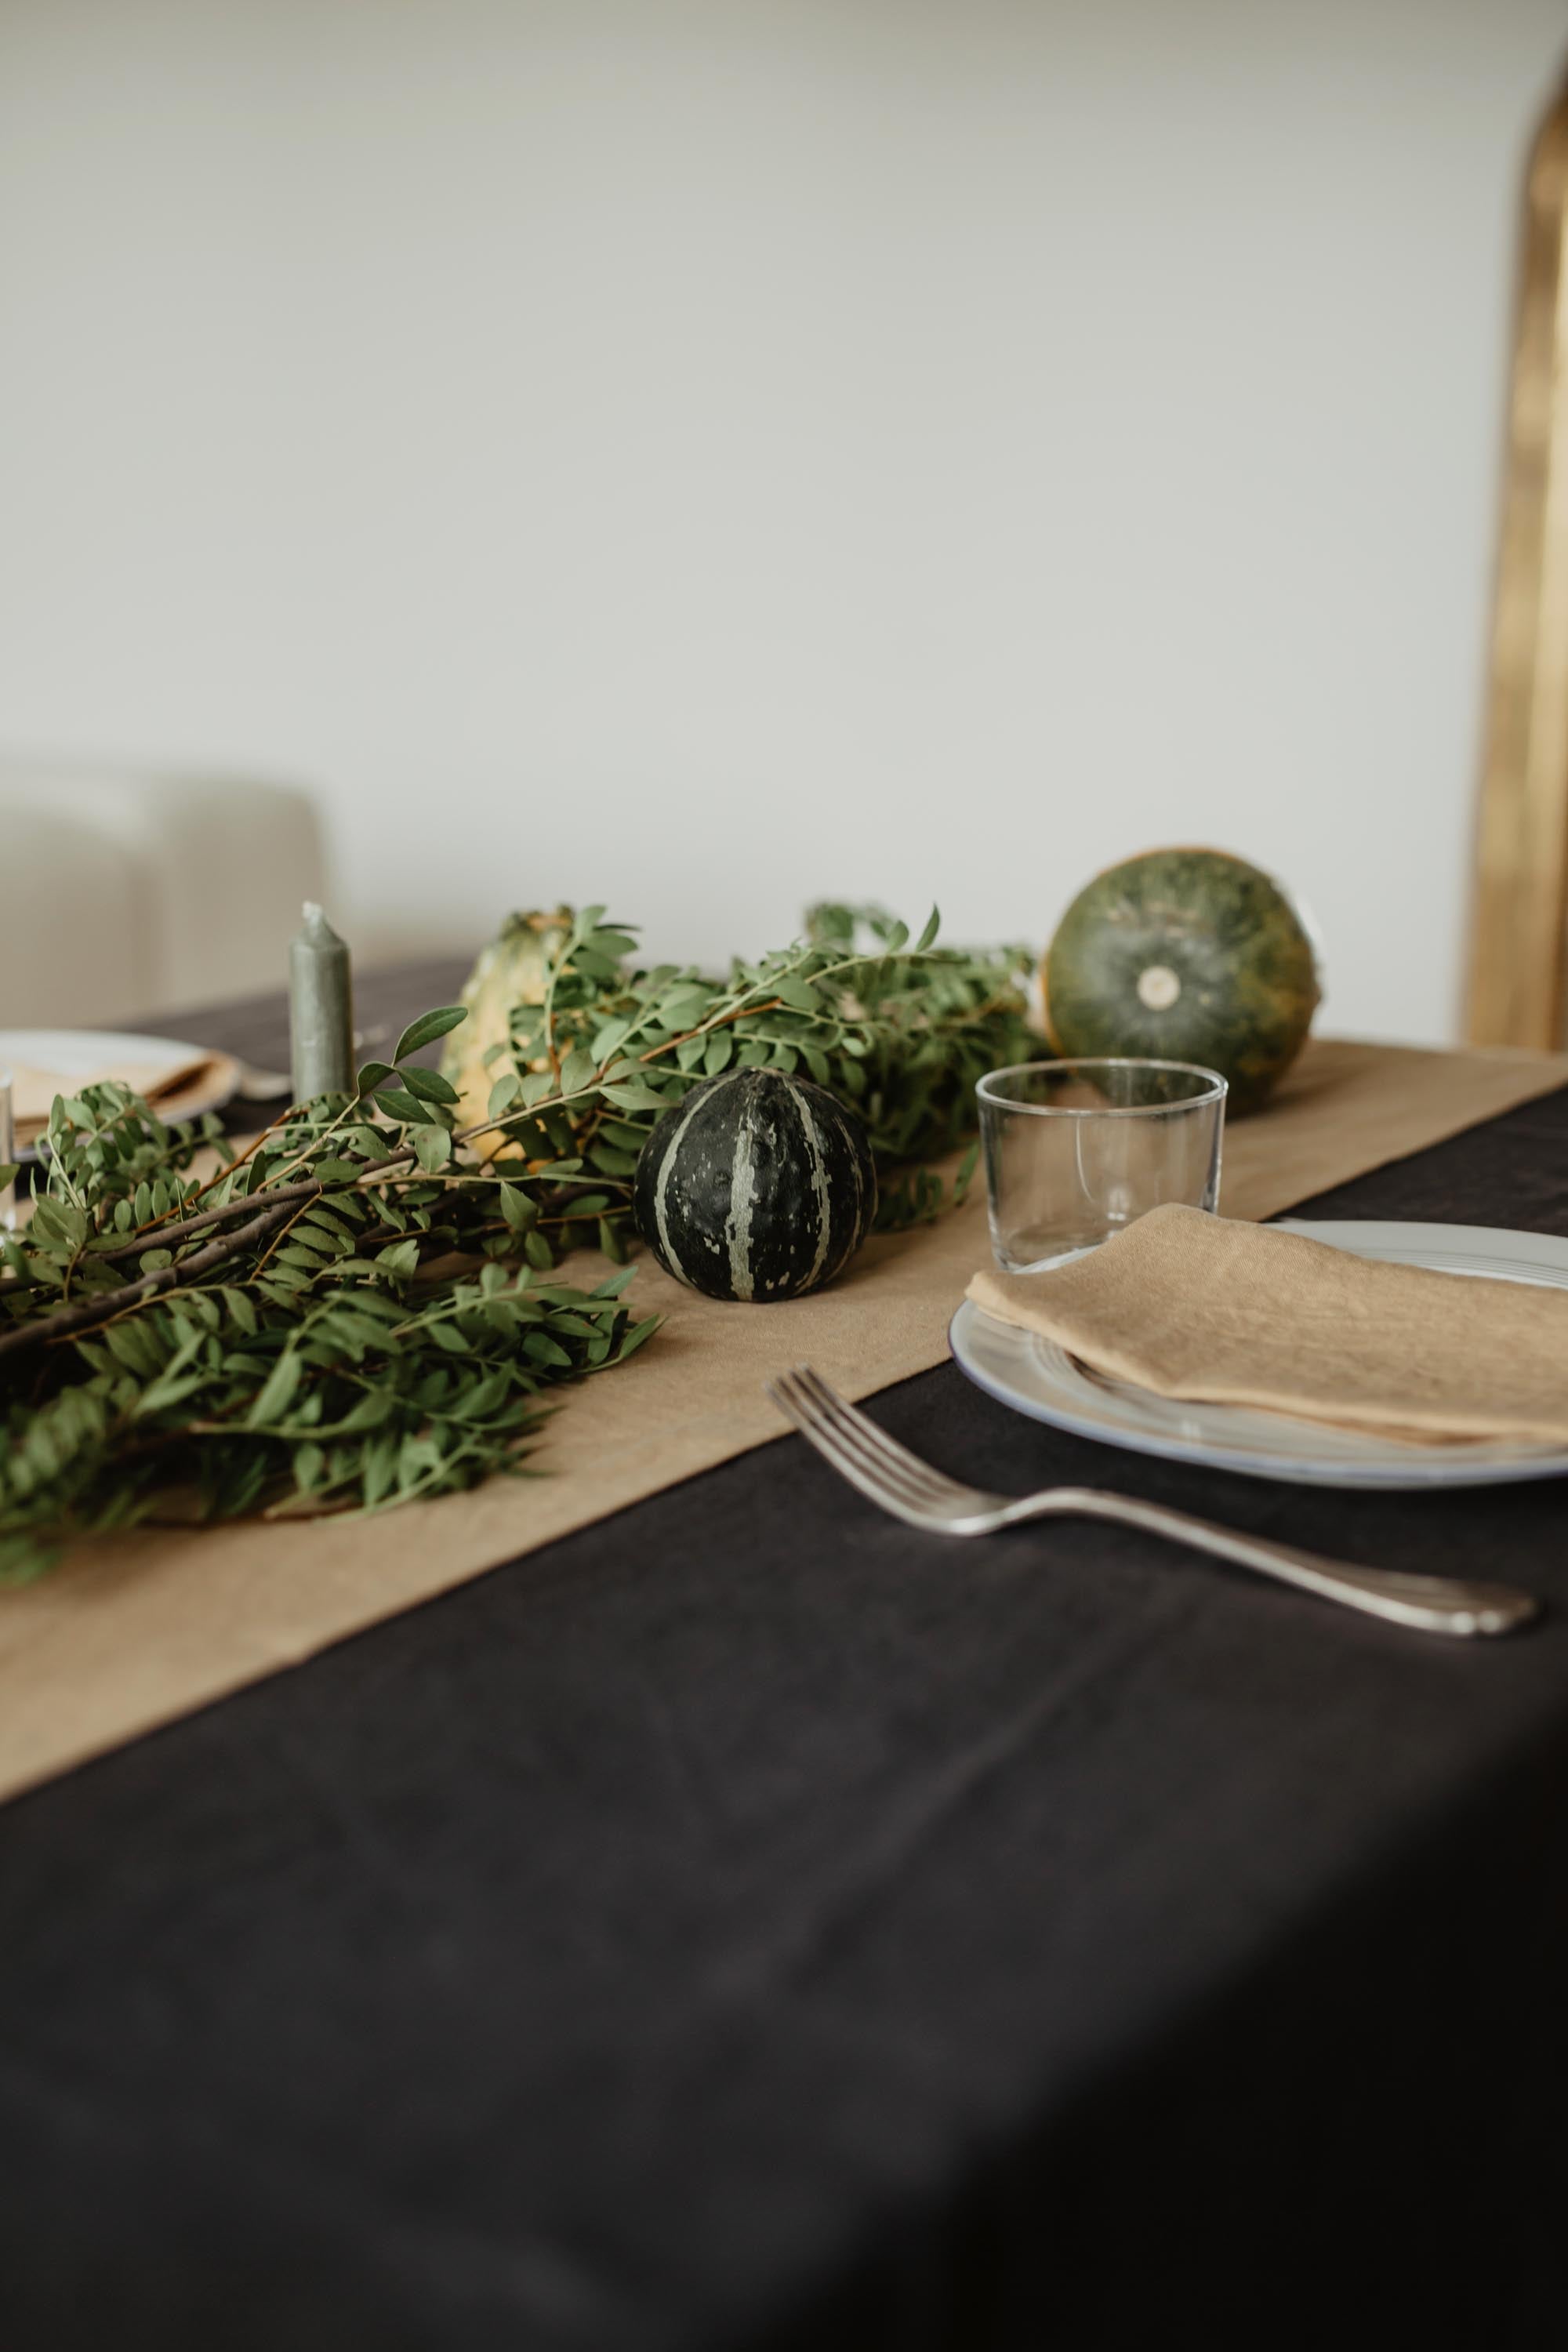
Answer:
967;1204;1568;1445
8;1055;228;1145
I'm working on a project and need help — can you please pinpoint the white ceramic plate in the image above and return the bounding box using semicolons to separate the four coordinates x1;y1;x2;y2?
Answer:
949;1219;1568;1490
0;1028;240;1159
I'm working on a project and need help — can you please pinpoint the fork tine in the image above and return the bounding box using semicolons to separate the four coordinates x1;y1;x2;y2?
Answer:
766;1374;938;1528
772;1371;944;1510
775;1368;972;1518
792;1367;979;1506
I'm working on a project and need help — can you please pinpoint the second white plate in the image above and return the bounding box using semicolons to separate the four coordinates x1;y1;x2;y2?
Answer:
0;1028;241;1160
949;1219;1568;1490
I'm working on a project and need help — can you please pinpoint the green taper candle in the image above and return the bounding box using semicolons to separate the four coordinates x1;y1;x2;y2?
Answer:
289;902;354;1100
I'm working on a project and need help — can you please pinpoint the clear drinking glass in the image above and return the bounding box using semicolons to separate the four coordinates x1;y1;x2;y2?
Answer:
976;1058;1225;1274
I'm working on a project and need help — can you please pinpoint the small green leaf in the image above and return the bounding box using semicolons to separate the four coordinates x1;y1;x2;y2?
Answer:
133;1370;206;1418
394;1006;468;1061
773;976;820;1013
414;1125;452;1173
277;1243;330;1271
658;989;714;1029
317;1308;394;1353
248;1349;303;1426
615;1314;660;1363
590;1016;631;1062
372;1087;428;1126
587;1141;639;1177
361;1433;398;1508
523;1330;572;1369
401;1065;459;1105
498;1183;537;1235
597;1215;629;1265
600;1078;674;1115
0;1234;34;1281
103;1321;165;1377
914;905;941;953
332;1389;395;1434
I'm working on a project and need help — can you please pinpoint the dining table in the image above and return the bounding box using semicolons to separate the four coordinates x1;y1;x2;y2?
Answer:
3;960;1567;2351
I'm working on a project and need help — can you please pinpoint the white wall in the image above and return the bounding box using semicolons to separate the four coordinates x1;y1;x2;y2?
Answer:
1;0;1563;1038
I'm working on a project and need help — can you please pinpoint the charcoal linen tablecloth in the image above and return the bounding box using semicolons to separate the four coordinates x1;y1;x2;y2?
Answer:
2;974;1567;2351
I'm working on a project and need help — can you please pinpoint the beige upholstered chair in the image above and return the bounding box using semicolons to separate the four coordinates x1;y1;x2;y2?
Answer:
0;764;326;1025
1467;71;1568;1051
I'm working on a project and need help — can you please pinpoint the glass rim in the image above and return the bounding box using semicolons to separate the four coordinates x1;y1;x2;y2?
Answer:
975;1056;1228;1119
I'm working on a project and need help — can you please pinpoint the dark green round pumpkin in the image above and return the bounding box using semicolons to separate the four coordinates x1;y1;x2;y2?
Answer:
633;1067;877;1301
1044;848;1321;1112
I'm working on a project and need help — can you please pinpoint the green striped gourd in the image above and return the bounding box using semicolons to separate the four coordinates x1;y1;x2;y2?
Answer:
633;1068;877;1301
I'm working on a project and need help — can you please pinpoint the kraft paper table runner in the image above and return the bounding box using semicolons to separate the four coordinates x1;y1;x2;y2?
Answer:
0;1036;1563;1806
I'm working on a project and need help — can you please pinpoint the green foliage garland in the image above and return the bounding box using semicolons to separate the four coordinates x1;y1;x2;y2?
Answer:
470;899;1034;1237
0;906;1032;1581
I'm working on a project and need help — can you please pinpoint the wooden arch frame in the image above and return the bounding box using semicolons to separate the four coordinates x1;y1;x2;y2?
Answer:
1467;75;1568;1051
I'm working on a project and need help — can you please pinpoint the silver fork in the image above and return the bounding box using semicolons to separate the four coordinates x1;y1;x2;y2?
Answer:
765;1366;1538;1639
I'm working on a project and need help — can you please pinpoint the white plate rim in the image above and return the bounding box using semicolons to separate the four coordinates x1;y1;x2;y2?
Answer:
949;1218;1568;1490
0;1027;240;1158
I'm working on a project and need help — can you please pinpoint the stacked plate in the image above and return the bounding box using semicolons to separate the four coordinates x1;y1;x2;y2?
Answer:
950;1220;1568;1490
0;1029;241;1159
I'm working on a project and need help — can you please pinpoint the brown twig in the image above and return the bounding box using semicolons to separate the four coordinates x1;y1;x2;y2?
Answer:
178;1102;300;1206
5;980;806;1345
0;1198;299;1361
91;1150;416;1265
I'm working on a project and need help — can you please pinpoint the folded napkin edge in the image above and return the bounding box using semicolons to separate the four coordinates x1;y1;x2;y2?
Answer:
964;1208;1568;1446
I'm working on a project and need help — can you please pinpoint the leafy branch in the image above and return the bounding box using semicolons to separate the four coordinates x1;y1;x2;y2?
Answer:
0;1008;659;1581
451;898;1034;1240
0;901;1033;1584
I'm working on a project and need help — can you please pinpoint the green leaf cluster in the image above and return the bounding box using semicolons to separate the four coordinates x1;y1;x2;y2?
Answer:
468;899;1034;1241
0;900;1032;1583
0;1028;656;1583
